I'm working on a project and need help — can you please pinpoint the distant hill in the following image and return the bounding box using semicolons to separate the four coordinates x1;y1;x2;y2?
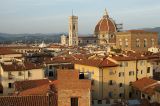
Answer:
141;27;160;35
135;27;160;44
0;33;63;44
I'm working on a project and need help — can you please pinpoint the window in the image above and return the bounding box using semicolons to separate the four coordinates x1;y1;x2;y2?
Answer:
129;92;132;98
142;94;145;98
91;80;94;85
141;70;143;74
144;39;147;47
119;83;123;87
147;67;150;73
18;72;23;76
120;62;123;67
125;39;128;47
49;71;54;77
124;62;128;67
28;71;32;77
119;72;124;77
97;100;102;104
129;71;134;76
0;85;3;93
109;69;114;75
92;101;94;105
119;93;124;98
151;39;155;47
148;96;151;100
8;72;13;80
106;99;110;104
73;24;75;31
109;92;112;98
109;80;113;85
119;39;122;46
136;39;140;47
71;98;78;106
8;83;13;88
140;61;143;66
79;73;84;79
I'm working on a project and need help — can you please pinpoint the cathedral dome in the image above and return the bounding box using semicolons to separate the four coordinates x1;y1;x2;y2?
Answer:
95;9;117;35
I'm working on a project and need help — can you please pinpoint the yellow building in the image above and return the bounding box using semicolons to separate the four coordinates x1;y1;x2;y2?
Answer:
74;54;153;102
0;62;45;96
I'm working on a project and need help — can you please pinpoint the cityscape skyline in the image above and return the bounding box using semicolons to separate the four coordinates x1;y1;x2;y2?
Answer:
0;0;160;34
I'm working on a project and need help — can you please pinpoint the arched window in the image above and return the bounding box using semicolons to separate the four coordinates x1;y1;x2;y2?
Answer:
119;39;122;46
136;39;140;47
125;39;128;47
151;39;155;47
144;39;147;47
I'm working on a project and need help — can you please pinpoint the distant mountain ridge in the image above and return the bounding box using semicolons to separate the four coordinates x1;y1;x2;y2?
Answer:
0;33;64;44
139;27;160;43
139;27;160;34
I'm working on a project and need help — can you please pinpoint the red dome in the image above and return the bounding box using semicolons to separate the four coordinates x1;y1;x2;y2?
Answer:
95;18;117;34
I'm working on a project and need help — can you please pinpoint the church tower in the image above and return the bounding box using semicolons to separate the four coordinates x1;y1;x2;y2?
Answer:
69;15;78;46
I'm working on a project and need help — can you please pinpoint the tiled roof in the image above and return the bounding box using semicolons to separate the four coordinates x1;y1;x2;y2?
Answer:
111;55;137;61
18;80;58;96
15;79;51;92
44;56;75;64
0;48;21;55
0;95;57;106
132;77;158;95
74;58;118;68
1;62;43;72
95;18;116;33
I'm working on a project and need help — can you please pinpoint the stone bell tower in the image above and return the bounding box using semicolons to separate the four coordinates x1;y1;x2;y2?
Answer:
68;14;78;46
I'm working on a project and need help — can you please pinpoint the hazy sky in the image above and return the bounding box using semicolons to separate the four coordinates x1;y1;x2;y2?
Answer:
0;0;160;34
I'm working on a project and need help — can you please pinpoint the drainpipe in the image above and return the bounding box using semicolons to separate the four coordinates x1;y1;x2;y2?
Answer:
136;59;138;81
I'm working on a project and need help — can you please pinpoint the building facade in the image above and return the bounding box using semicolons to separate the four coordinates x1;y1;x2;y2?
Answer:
116;30;158;52
74;55;153;102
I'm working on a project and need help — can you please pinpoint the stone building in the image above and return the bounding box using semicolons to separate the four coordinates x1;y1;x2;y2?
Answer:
116;30;158;52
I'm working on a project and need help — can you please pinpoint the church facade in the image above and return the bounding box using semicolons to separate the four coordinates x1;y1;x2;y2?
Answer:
61;9;118;46
61;9;158;52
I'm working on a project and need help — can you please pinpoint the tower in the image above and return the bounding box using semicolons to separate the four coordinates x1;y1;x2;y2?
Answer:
69;15;78;46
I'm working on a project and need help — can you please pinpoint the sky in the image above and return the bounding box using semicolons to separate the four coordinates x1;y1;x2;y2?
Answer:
0;0;160;34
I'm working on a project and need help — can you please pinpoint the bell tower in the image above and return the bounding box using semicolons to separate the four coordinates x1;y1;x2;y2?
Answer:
69;14;78;46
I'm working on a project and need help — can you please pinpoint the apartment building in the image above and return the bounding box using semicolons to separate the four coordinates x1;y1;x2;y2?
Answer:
0;62;44;95
74;54;153;103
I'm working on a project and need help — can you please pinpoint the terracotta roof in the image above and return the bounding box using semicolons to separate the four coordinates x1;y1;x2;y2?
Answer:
74;58;118;68
111;55;136;61
0;48;21;55
95;17;117;34
0;95;57;106
132;77;159;95
125;52;148;60
44;56;75;64
15;79;51;92
18;80;58;96
1;62;43;72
